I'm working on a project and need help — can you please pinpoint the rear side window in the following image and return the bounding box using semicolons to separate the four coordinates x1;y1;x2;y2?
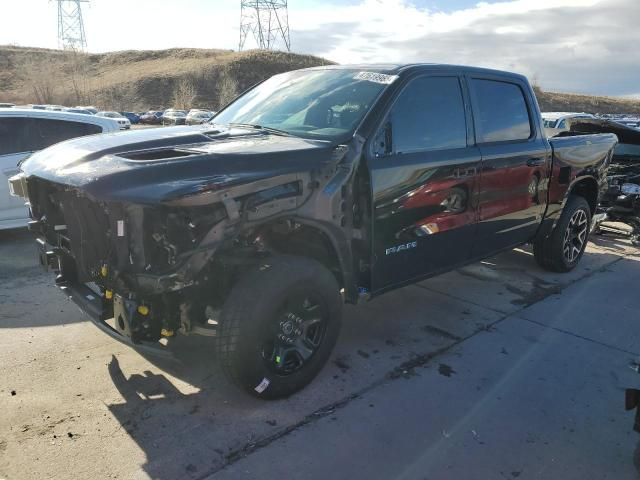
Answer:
26;119;103;151
0;118;29;155
471;79;531;143
390;76;467;154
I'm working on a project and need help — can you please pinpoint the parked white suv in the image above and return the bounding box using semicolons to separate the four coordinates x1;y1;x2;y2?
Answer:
96;111;131;129
0;109;119;230
542;112;595;137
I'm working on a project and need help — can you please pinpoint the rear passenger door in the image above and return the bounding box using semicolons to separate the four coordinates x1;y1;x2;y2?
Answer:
468;76;551;259
369;74;482;291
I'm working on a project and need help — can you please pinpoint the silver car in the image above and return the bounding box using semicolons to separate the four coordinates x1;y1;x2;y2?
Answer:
0;109;119;230
186;110;215;125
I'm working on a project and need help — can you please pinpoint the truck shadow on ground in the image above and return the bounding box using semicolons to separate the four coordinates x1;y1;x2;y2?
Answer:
107;353;256;479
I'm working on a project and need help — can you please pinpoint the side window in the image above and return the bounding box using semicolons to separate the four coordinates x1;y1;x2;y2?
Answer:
0;118;29;155
389;76;467;154
471;79;531;143
557;119;566;129
26;119;102;151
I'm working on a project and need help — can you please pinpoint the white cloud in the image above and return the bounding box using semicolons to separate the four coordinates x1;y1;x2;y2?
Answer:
291;0;638;96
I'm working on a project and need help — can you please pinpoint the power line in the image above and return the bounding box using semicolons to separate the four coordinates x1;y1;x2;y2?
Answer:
239;0;290;52
55;0;89;51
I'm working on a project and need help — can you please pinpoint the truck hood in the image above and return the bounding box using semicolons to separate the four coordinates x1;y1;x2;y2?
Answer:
20;125;339;204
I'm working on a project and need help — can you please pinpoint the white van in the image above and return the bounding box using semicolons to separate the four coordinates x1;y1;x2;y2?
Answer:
0;109;119;230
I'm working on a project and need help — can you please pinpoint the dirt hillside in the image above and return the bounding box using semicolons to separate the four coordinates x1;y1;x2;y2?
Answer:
1;45;638;114
0;46;333;110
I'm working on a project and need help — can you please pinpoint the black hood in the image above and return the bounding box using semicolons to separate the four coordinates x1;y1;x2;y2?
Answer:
20;125;339;204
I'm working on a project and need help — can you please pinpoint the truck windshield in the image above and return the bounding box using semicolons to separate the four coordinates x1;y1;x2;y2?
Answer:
212;69;394;141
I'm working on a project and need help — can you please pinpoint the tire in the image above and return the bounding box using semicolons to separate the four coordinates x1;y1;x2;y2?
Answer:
216;255;342;399
534;195;591;272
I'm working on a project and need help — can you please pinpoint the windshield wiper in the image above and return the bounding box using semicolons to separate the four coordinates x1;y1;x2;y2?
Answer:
227;123;293;137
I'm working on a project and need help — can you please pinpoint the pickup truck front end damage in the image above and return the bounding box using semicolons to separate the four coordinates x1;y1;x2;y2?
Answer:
12;126;361;357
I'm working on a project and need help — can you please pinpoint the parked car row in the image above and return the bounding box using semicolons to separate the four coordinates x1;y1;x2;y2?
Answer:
138;108;216;126
1;103;217;129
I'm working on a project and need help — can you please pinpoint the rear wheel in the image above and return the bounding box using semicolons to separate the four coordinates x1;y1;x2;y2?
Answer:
534;195;591;272
216;255;342;399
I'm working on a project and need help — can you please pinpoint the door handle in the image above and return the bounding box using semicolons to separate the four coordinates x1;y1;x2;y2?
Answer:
527;158;546;167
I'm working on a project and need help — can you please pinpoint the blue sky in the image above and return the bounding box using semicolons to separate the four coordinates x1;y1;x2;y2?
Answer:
0;0;638;97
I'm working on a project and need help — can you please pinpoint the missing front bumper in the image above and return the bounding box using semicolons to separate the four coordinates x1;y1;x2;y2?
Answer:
37;232;175;359
58;281;175;359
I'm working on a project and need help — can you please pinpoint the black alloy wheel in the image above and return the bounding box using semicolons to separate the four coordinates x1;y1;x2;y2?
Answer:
262;294;328;375
216;255;342;399
562;209;588;263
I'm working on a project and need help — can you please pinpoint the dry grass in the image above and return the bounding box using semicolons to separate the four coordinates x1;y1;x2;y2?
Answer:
0;46;333;110
1;45;638;114
534;86;640;115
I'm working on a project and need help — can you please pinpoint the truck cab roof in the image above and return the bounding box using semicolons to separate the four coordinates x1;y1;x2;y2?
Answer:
302;63;529;82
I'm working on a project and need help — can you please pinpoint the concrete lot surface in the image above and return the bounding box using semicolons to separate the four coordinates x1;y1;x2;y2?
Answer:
1;229;639;480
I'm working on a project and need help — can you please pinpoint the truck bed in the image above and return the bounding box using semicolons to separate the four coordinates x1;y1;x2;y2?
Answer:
549;133;618;167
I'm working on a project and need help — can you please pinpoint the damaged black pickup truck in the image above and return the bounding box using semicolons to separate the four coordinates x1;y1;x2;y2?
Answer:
9;65;617;398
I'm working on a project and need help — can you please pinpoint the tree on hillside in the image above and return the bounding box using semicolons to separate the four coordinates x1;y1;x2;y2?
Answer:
66;49;92;105
96;84;137;112
172;77;197;110
23;57;60;104
216;67;238;109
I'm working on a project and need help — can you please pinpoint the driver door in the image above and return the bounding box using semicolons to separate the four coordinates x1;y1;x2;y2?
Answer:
368;74;482;292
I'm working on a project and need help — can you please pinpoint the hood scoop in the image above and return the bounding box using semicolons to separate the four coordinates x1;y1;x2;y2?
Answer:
121;148;200;161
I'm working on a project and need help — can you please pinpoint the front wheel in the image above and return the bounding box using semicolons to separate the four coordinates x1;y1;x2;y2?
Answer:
534;195;591;272
216;255;342;399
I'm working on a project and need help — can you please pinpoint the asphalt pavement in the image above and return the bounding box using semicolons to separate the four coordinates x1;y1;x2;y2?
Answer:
1;227;639;480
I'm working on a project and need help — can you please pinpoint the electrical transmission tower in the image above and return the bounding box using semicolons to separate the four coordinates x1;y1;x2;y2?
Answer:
239;0;290;52
55;0;89;51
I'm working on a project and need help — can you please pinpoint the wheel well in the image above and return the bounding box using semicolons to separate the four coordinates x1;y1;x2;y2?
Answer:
259;221;344;288
570;178;598;216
